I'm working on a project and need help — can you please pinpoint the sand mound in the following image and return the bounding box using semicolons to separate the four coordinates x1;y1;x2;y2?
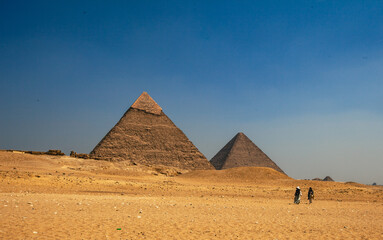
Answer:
179;166;291;183
0;151;169;178
345;181;366;188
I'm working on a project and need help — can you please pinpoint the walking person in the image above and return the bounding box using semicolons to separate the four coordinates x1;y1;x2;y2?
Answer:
308;187;314;204
294;186;302;204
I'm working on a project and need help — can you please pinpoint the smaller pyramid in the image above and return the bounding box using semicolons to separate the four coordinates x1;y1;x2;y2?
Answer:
210;132;285;174
323;176;334;181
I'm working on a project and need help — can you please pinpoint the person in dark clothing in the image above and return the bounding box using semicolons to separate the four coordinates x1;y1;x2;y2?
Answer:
294;186;301;204
308;187;314;204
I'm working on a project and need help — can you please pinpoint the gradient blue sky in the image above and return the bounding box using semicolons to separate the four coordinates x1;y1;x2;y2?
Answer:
1;1;382;184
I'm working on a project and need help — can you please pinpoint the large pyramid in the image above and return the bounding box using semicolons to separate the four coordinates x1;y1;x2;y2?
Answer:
210;132;285;174
90;92;213;170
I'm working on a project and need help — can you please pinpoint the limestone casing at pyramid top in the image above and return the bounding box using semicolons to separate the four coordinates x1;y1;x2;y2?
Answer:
130;92;163;115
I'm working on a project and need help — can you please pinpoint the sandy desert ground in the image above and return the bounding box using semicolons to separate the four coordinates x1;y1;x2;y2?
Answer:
0;151;382;239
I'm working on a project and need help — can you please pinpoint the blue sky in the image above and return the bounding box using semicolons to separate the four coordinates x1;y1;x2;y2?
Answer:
1;1;382;184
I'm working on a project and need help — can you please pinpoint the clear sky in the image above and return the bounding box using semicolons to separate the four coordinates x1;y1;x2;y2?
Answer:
1;1;382;184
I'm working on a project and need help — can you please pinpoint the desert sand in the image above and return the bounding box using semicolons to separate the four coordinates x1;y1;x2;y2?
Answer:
0;151;382;239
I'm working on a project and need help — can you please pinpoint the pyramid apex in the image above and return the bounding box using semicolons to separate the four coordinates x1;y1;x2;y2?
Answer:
131;92;162;115
234;132;247;139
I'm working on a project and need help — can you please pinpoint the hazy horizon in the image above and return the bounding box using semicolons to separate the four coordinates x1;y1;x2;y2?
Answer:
1;1;382;184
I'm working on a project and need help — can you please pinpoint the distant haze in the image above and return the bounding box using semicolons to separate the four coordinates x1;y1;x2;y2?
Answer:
1;1;382;184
